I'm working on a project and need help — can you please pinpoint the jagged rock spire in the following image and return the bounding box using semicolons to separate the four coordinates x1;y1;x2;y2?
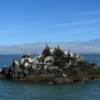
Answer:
42;44;51;57
45;44;50;49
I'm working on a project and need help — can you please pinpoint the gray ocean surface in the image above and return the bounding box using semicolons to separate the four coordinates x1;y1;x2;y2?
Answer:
0;54;100;100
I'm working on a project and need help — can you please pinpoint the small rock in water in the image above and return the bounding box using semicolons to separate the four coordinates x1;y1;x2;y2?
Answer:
48;82;54;85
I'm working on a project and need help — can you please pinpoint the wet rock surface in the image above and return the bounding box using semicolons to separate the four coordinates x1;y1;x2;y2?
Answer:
1;45;97;84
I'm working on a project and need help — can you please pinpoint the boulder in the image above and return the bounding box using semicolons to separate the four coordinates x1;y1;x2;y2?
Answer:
1;45;97;84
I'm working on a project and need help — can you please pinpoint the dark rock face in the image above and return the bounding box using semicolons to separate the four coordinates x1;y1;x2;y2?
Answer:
1;45;97;84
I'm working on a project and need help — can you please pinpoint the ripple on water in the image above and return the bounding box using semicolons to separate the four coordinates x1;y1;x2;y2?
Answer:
0;79;100;100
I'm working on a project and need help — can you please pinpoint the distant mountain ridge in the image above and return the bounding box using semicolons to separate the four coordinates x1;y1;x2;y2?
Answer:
0;39;100;54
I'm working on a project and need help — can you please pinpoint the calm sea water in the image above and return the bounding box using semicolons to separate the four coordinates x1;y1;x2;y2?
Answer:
0;54;100;100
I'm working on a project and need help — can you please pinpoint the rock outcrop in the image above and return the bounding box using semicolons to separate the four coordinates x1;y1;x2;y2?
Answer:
1;45;97;84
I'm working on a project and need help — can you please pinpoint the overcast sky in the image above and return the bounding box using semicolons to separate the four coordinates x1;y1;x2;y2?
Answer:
0;0;100;45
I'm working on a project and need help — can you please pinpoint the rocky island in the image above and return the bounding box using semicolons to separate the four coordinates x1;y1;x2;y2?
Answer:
0;45;98;84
